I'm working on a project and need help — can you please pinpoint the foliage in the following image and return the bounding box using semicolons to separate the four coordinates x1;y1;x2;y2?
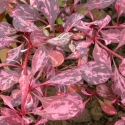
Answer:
0;0;125;124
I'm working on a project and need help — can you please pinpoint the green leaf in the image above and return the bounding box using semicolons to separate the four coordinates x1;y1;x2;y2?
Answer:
57;17;63;25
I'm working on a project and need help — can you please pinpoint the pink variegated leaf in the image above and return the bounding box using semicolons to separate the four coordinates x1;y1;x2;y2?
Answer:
0;116;21;125
78;61;111;85
36;0;59;28
0;22;17;36
30;30;49;46
0;35;19;49
112;65;125;96
46;69;82;85
101;29;121;45
74;0;80;5
19;74;29;111
115;120;125;125
0;69;20;91
33;98;79;120
0;95;15;110
4;0;17;3
23;117;34;124
30;0;36;7
13;17;39;32
35;118;48;125
47;32;73;46
85;0;116;9
6;43;24;64
10;4;41;21
64;13;84;32
32;45;49;76
96;84;115;100
93;43;109;64
115;0;125;16
98;99;117;115
0;1;6;14
48;50;64;67
119;59;125;76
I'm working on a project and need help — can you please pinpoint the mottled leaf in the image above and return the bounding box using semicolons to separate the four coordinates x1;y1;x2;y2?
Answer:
36;0;59;27
64;13;84;32
13;17;38;32
6;43;24;64
32;45;49;75
0;1;6;14
78;61;111;85
96;84;115;100
119;59;125;76
47;32;73;46
30;30;49;46
98;100;117;115
10;4;41;21
0;69;20;91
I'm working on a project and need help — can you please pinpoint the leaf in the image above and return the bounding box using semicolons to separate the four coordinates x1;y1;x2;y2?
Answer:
98;99;117;115
0;69;20;91
36;0;59;28
93;43;109;64
33;98;79;120
115;120;125;125
78;61;111;85
19;74;29;111
0;1;6;14
96;84;115;100
0;22;17;36
101;29;121;45
119;59;125;76
46;69;82;85
30;30;49;46
35;118;48;125
10;4;41;21
48;50;64;67
6;43;24;64
64;13;84;32
13;17;39;32
85;0;116;9
47;32;73;46
0;95;15;110
112;65;125;96
32;45;49;76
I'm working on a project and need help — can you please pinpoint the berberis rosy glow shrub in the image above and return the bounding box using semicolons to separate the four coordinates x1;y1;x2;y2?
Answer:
0;0;125;124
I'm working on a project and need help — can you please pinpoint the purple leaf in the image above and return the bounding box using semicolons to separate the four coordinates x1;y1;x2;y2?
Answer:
78;61;111;85
47;32;73;46
32;45;49;76
0;22;17;36
33;98;79;120
101;29;121;45
85;0;116;9
46;69;82;85
64;13;84;32
10;4;41;21
119;59;125;76
30;30;49;46
0;1;6;14
112;65;125;96
93;43;109;64
0;69;20;91
13;17;39;32
36;0;59;28
6;43;24;64
115;120;125;125
96;84;115;100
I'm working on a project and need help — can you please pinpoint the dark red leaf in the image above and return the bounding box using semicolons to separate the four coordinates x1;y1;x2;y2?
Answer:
98;99;117;115
10;4;41;21
78;61;111;85
119;59;125;76
36;0;59;28
0;1;6;14
47;32;73;46
13;17;39;32
64;13;84;32
32;45;49;76
0;69;20;91
6;43;24;64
